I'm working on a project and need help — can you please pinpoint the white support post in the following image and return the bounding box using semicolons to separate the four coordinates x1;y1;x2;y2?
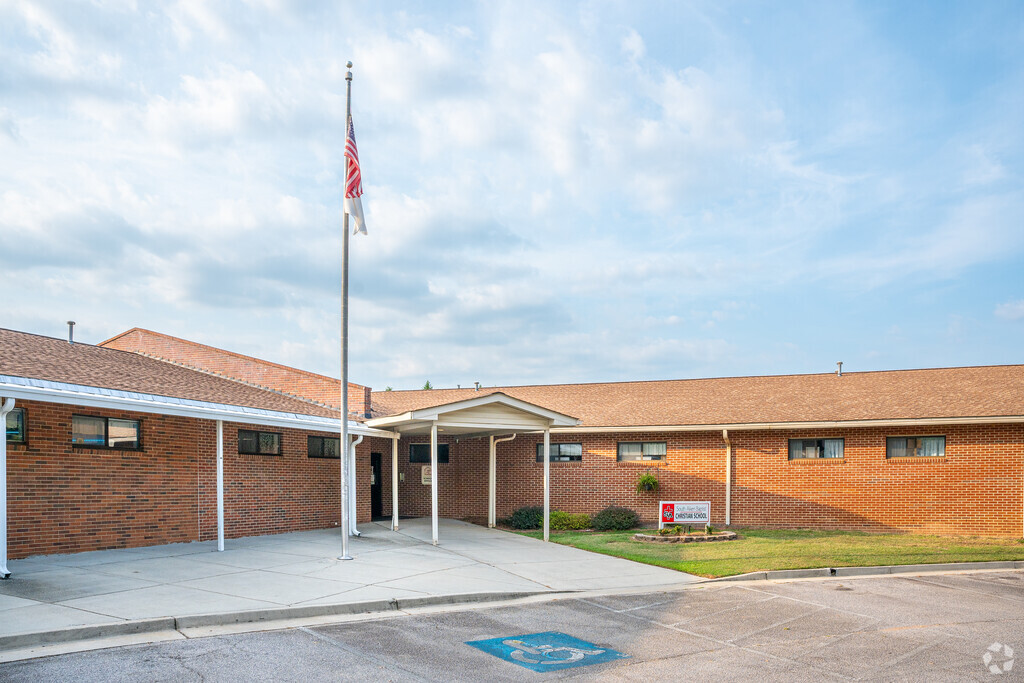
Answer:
488;435;496;528
391;433;399;531
723;429;732;527
431;422;439;545
543;426;550;542
0;398;14;578
216;420;224;552
349;434;363;536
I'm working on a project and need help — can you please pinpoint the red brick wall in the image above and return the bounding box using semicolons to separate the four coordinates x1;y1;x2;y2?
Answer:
5;399;383;558
101;329;370;416
6;399;1022;559
480;425;1023;536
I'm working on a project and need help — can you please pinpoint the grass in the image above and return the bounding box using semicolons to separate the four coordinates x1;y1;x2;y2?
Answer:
517;528;1024;578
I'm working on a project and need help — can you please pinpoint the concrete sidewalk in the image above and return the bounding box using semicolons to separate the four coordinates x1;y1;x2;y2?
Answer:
0;519;698;649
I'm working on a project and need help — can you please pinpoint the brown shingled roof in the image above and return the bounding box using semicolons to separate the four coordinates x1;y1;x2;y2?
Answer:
370;365;1024;427
0;328;338;419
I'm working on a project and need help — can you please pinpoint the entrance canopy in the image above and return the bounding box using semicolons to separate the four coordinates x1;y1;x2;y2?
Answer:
366;392;580;544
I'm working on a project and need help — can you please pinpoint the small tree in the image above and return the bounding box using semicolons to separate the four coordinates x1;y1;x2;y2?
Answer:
422;380;433;390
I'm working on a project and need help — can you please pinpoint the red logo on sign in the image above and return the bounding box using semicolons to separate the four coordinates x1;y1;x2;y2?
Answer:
662;503;674;521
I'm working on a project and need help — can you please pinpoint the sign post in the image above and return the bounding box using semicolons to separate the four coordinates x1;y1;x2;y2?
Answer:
659;501;711;529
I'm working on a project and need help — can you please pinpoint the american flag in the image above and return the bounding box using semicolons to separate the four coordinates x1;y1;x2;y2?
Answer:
343;116;367;234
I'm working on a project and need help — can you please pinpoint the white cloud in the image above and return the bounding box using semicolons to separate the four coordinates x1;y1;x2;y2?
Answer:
995;300;1024;321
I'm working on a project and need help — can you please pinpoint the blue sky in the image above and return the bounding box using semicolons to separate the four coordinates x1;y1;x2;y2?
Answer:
1;1;1021;390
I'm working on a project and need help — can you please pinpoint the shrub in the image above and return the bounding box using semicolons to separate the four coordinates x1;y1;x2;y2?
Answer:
509;506;544;529
550;511;591;530
592;505;639;531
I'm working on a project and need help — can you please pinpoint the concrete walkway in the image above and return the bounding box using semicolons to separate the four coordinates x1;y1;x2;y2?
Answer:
0;519;699;648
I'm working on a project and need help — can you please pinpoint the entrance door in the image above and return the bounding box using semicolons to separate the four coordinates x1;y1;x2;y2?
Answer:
370;452;383;520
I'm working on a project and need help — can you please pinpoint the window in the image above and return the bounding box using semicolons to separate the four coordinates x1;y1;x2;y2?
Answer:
536;443;583;462
887;436;945;458
5;408;25;444
238;429;281;456
72;415;140;449
308;435;341;459
788;438;844;460
617;441;667;462
409;443;449;464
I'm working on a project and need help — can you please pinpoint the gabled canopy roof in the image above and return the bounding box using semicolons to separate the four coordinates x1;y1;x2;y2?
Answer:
364;392;580;437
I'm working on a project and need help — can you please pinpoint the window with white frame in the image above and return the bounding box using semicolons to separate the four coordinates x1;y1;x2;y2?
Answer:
308;435;341;459
617;441;666;462
788;438;844;460
886;436;945;458
536;443;583;462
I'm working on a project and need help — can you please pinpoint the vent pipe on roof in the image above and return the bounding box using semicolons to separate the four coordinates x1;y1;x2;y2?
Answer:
474;381;481;391
67;321;75;344
836;361;843;377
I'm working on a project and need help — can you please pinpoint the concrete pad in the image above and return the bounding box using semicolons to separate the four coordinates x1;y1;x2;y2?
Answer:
0;594;41;612
179;570;359;605
59;584;278;620
293;584;429;607
0;603;122;637
89;556;243;583
187;547;317;570
0;568;158;603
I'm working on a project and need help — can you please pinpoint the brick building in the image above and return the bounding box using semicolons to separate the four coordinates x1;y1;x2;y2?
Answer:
2;326;1022;565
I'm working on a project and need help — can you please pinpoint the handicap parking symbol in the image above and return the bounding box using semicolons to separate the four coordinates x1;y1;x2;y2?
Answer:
466;632;629;672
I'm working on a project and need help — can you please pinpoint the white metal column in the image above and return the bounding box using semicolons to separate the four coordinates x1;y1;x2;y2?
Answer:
216;419;224;552
349;435;363;536
488;435;496;528
430;422;439;545
723;429;732;527
0;398;14;578
391;434;399;531
543;426;550;542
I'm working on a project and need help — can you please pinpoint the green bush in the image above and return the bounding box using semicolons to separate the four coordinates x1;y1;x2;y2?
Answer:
509;506;544;529
550;511;591;530
592;505;639;531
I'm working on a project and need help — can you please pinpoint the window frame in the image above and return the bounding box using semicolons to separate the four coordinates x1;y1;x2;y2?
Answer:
886;435;946;459
616;441;667;462
238;429;282;456
71;414;142;451
5;407;26;444
536;442;583;462
409;443;450;464
787;438;844;460
307;435;341;459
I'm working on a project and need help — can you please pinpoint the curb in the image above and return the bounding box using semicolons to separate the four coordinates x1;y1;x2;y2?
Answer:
0;590;549;652
709;560;1024;582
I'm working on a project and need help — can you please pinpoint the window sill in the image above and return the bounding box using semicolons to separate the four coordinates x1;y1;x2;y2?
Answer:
616;460;666;466
71;445;144;453
788;458;844;464
886;456;947;464
534;461;584;465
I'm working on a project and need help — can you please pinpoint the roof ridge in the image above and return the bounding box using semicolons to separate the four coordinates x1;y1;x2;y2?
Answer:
131;351;350;414
99;327;366;390
373;362;1024;394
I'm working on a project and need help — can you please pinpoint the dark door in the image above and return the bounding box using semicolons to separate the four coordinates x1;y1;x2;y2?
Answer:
370;452;383;520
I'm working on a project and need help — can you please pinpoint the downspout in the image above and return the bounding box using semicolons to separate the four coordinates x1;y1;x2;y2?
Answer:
349;434;364;537
0;397;13;578
490;434;517;527
722;429;731;527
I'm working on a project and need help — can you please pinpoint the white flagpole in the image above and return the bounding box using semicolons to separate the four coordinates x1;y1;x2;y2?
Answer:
339;60;354;561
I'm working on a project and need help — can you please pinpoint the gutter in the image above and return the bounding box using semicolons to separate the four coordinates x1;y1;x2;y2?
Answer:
549;415;1024;434
0;376;391;437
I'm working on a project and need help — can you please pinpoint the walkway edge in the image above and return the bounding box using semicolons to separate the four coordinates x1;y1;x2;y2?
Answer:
708;559;1024;582
0;591;549;653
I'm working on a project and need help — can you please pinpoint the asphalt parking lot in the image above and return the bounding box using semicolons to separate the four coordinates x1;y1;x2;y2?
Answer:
2;570;1022;681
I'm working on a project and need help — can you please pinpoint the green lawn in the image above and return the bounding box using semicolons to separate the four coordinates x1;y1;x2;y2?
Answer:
517;528;1024;578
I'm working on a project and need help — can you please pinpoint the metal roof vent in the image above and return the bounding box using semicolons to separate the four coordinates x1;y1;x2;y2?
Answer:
836;361;843;377
67;321;76;344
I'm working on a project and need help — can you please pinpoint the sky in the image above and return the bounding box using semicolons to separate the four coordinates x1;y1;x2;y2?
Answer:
1;1;1022;391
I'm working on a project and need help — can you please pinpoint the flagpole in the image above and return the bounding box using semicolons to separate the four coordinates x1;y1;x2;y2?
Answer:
339;60;354;561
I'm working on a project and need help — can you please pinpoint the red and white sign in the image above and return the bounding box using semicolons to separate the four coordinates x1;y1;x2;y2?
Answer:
659;501;710;528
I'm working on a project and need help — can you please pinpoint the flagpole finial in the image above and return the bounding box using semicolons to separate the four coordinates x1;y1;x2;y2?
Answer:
346;60;353;81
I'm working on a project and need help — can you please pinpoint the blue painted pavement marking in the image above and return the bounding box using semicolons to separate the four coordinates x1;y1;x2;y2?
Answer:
465;631;630;672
